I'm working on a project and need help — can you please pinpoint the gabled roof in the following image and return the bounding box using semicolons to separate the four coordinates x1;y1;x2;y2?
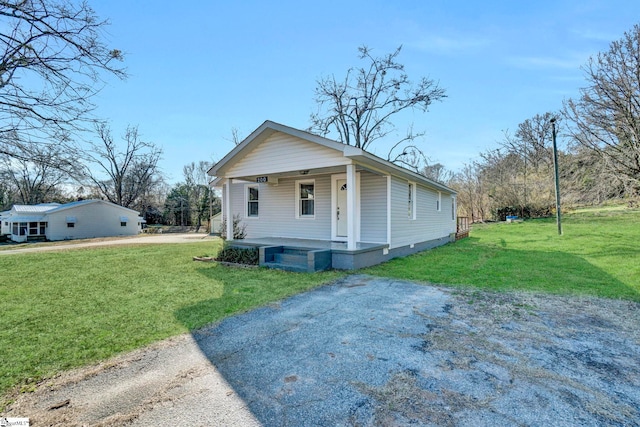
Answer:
46;199;140;215
209;120;456;194
208;120;346;177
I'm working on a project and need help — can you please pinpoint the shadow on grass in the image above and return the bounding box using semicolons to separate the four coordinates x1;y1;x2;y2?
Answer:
175;264;343;330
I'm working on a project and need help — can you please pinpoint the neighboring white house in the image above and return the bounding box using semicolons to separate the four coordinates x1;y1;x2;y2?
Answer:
2;200;143;242
1;209;12;236
208;120;457;271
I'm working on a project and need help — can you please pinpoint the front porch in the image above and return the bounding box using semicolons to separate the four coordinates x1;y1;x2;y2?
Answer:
229;237;389;272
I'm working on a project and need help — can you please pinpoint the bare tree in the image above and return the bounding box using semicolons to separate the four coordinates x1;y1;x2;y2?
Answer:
0;0;126;161
421;162;453;184
310;45;446;168
0;144;70;204
83;123;162;209
564;24;640;195
182;161;214;231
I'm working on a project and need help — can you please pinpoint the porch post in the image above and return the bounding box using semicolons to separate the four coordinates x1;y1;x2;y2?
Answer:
225;178;233;240
346;163;356;250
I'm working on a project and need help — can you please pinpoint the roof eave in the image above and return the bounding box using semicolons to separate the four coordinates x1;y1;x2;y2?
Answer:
343;146;456;194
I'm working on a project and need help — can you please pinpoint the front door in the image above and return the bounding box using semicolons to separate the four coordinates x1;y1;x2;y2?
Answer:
336;179;348;237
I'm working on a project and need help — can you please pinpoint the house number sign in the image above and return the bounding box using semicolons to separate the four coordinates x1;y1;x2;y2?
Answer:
256;176;268;183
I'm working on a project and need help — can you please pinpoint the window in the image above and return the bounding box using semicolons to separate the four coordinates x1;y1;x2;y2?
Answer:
12;222;18;235
296;180;315;218
120;216;128;227
29;222;38;235
452;197;456;220
67;222;75;228
437;191;442;211
247;185;259;217
408;182;416;220
40;222;47;235
121;222;127;227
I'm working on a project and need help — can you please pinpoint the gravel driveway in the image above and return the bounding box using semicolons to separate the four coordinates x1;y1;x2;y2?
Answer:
4;275;639;426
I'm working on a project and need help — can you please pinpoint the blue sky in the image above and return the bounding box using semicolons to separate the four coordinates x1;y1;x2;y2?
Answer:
91;0;640;184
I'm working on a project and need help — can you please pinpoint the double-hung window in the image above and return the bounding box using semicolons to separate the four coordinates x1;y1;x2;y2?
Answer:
452;196;456;220
247;185;259;217
408;182;416;220
296;180;315;218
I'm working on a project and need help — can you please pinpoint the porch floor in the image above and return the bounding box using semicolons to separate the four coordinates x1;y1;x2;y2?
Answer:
230;237;387;253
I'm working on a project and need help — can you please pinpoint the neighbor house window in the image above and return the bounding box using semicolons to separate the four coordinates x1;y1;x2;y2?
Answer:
66;216;76;228
12;223;18;235
40;222;47;235
437;191;442;212
408;182;416;220
247;184;259;217
120;216;128;227
296;180;315;218
67;222;75;228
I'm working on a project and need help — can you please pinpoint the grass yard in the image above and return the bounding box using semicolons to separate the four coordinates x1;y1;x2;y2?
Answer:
1;207;638;406
0;242;343;400
364;207;640;302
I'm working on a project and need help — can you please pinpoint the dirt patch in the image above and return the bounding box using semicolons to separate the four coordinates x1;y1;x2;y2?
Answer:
2;276;639;426
356;288;640;426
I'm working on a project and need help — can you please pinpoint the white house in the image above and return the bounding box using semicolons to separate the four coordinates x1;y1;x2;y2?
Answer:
208;120;458;271
3;200;143;242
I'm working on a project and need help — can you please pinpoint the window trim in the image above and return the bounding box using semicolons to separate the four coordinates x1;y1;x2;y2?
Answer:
408;181;417;220
295;179;316;219
245;184;259;218
437;191;442;212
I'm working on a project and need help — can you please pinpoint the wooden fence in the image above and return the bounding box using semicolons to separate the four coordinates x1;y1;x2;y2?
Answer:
456;216;470;240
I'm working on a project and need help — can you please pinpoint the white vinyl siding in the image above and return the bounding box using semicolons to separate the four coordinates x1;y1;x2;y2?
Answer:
390;176;456;249
226;132;350;177
230;176;332;240
359;171;387;243
46;202;140;241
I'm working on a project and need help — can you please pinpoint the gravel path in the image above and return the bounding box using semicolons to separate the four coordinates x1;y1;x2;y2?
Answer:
4;275;639;426
0;233;214;255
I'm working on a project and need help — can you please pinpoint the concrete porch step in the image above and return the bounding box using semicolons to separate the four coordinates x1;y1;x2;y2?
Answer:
260;246;332;273
262;261;308;273
274;253;307;264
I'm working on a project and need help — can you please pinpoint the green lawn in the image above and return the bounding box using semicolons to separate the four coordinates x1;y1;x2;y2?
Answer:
364;207;640;302
1;207;638;404
0;242;343;399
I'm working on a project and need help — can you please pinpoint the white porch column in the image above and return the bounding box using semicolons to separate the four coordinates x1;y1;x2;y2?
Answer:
346;164;357;250
225;178;233;240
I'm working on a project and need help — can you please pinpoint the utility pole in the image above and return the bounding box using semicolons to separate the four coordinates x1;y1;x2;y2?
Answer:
550;118;562;235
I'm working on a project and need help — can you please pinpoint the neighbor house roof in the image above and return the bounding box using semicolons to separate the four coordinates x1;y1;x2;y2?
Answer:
208;120;456;194
46;199;140;215
7;200;141;220
11;203;60;214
